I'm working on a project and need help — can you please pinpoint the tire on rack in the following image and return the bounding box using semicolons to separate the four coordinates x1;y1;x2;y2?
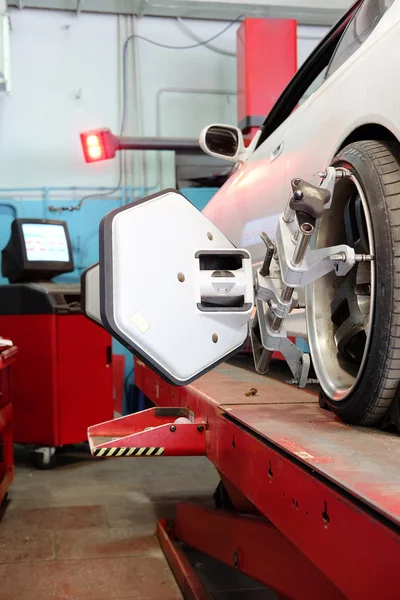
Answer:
306;140;400;425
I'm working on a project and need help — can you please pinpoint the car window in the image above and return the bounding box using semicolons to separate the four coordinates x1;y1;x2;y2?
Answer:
255;1;362;149
298;66;328;106
326;0;395;77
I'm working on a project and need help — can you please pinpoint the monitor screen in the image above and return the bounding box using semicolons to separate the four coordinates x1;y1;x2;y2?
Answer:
22;223;70;263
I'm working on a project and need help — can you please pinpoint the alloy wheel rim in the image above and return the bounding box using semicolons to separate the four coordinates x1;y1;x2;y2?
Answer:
305;168;375;401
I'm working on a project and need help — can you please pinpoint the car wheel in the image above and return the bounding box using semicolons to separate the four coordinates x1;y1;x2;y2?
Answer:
306;140;400;425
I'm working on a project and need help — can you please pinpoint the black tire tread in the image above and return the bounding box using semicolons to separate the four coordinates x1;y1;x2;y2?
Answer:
328;140;400;424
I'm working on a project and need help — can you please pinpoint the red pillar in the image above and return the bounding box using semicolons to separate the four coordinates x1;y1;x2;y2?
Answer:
237;18;297;141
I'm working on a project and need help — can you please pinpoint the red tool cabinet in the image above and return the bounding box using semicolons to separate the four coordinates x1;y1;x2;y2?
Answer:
0;344;17;505
0;283;114;456
0;314;113;448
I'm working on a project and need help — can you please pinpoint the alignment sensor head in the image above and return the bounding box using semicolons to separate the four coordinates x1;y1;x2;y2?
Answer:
99;189;253;385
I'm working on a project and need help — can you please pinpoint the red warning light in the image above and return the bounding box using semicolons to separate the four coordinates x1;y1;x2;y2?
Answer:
86;135;102;160
80;128;117;163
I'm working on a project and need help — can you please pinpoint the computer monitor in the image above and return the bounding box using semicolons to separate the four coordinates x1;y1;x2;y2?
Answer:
2;218;74;283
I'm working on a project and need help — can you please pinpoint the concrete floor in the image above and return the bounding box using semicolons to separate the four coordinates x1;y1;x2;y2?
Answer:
0;444;220;600
0;445;274;600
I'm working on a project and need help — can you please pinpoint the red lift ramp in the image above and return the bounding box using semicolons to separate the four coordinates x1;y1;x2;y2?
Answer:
129;358;400;600
88;406;207;457
160;504;343;600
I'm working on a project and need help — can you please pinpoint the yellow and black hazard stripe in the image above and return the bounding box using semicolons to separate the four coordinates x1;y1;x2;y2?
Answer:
93;446;164;457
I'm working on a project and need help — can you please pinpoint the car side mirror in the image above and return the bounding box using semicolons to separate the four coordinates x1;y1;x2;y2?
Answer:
199;124;246;162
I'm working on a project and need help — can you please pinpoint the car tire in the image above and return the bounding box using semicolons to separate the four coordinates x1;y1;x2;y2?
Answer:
314;140;400;425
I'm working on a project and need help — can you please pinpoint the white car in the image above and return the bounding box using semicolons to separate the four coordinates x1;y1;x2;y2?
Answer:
199;0;400;426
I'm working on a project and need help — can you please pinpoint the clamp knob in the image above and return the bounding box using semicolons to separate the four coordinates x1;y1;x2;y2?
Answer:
289;178;331;221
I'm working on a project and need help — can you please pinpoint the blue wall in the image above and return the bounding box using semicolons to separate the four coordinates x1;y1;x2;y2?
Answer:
0;187;148;285
0;187;149;403
0;186;217;411
0;187;218;286
181;188;218;213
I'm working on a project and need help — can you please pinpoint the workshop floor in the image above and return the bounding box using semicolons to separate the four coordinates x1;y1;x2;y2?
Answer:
0;445;274;600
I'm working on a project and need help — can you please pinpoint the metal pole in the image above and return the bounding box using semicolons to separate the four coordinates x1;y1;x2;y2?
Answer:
116;136;202;153
270;285;294;332
283;205;295;224
283;182;303;224
291;222;315;267
259;232;275;277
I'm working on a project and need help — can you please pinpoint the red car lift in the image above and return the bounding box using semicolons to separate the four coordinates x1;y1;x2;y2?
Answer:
86;18;397;597
89;358;400;600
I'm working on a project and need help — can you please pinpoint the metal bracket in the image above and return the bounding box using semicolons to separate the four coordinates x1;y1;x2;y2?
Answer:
250;166;354;388
255;260;297;320
276;220;356;288
318;166;336;209
88;407;207;457
251;298;310;387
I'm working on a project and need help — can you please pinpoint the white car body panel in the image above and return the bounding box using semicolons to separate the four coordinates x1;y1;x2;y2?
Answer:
203;1;400;268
